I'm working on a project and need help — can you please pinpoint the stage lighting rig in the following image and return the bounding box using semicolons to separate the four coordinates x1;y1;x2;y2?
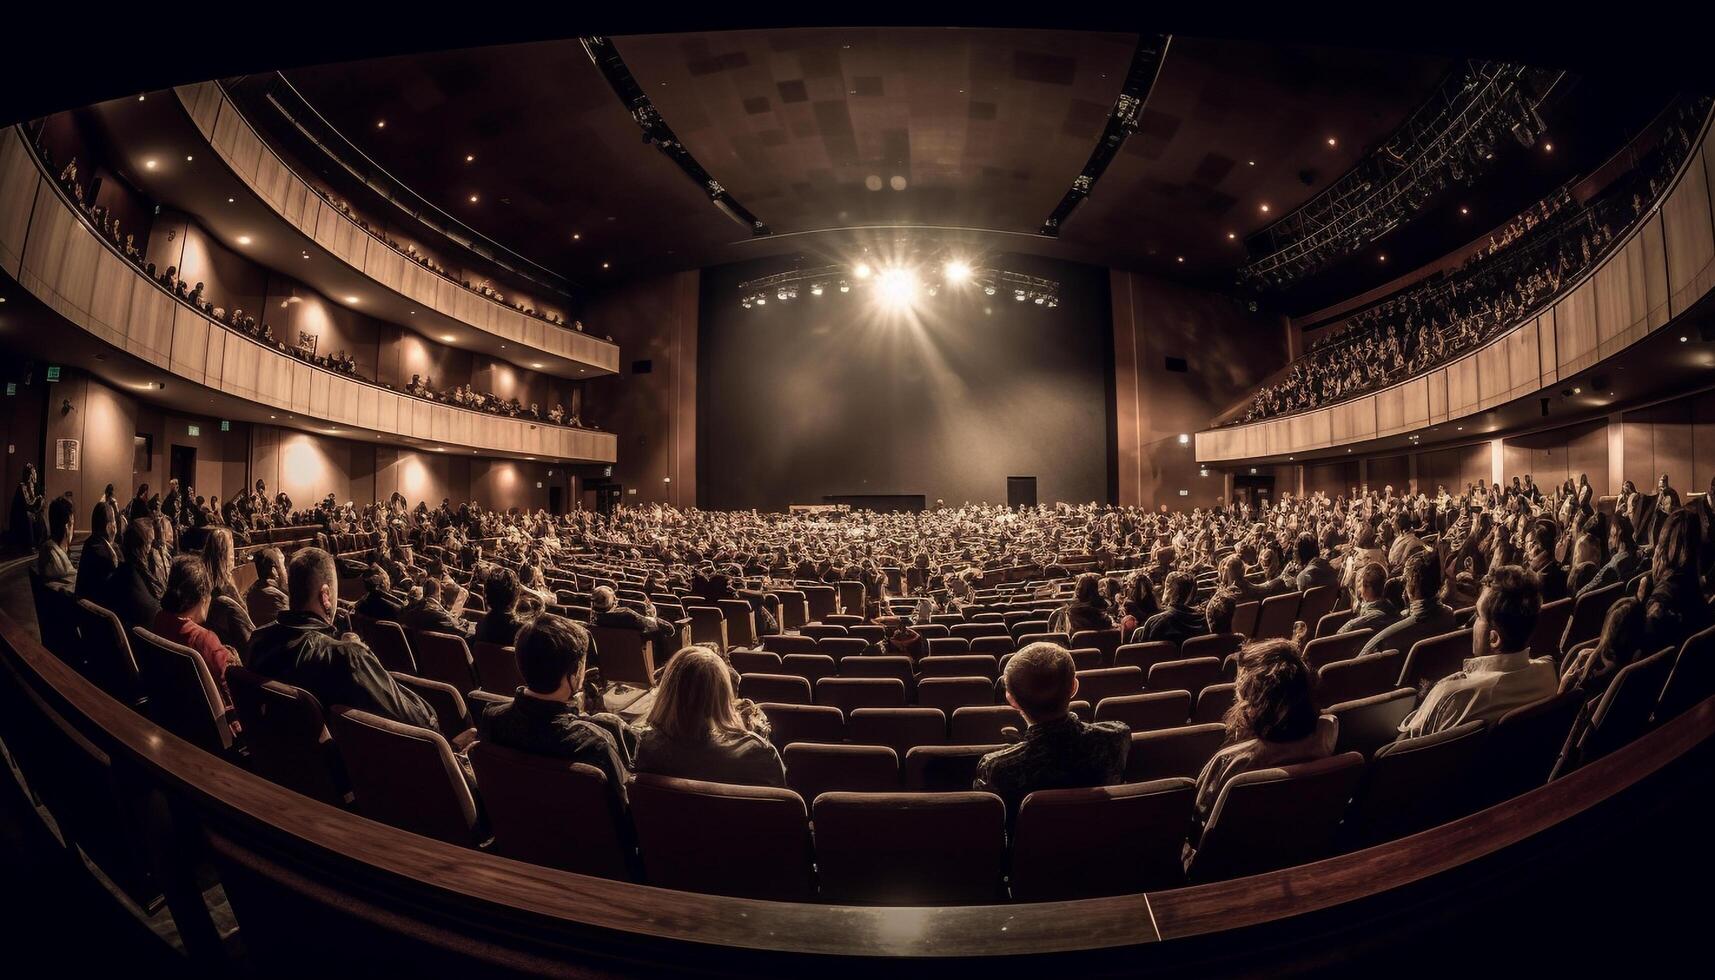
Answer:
735;247;1060;312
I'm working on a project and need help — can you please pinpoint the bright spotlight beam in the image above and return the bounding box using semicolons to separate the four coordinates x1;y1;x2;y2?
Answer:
853;262;873;279
875;267;918;307
944;260;972;283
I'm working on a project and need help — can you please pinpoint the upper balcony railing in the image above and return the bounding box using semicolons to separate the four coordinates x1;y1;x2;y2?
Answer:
172;82;620;376
0;125;616;464
1198;104;1715;464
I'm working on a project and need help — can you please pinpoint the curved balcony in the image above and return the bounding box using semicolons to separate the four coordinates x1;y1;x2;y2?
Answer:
1198;110;1715;465
166;81;620;377
0;126;616;464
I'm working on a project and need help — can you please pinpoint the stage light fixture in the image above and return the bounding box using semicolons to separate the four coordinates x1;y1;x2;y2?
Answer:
1014;290;1027;302
1034;295;1046;305
853;262;873;279
741;297;752;309
876;267;918;306
839;280;850;293
810;283;824;296
984;284;997;296
944;260;972;283
777;287;790;301
755;294;766;305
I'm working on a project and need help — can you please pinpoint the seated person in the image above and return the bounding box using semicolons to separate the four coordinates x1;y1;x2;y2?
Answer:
76;501;122;600
1360;550;1459;657
1137;571;1205;646
35;495;77;593
1203;591;1236;637
353;564;405;620
1048;572;1114;635
1340;561;1401;635
245;547;291;628
591;585;678;648
635;646;783;788
400;574;475;639
477;614;635;797
474;566;528;646
974;643;1130;821
1526;519;1569;602
1294;529;1341;593
1193;639;1335;824
150;555;240;735
1399;565;1558;738
248;548;437;729
104;520;164;630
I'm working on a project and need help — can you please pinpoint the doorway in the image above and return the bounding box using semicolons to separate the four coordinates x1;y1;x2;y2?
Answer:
1231;473;1275;510
1006;476;1038;509
169;445;196;491
548;485;564;516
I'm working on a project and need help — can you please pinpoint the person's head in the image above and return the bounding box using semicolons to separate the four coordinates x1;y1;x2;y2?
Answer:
591;585;617;612
286;547;339;622
1526;519;1557;562
1593;597;1645;670
201;527;238;594
121;519;154;563
1394;511;1412;533
252;547;286;590
1402;549;1442;604
1002;643;1078;723
514;614;592;698
1260;547;1282;576
1651;509;1701;584
1164;570;1196;608
1355;524;1377;550
1474;565;1542;657
1205;592;1235;634
1358;561;1388;603
486;566;520;614
1295;532;1318;566
47;494;75;544
1609;514;1635;555
1218;554;1246;589
1227;639;1319;744
90;500;115;544
1073;572;1103;607
161;555;212;623
646;646;747;741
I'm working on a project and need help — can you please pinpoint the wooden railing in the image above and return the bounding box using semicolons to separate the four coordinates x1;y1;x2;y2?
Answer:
1198;110;1715;464
172;81;621;377
0;127;616;464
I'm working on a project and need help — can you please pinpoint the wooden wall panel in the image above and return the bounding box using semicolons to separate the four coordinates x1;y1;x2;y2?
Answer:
0;129;37;275
1477;340;1510;410
1663;148;1715;317
1554;280;1600;376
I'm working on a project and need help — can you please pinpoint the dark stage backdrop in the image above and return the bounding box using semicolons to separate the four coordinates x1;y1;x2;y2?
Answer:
698;253;1114;511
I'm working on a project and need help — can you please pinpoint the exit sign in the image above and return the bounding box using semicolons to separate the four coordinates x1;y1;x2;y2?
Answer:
45;365;60;382
220;420;230;432
187;424;200;437
4;383;13;396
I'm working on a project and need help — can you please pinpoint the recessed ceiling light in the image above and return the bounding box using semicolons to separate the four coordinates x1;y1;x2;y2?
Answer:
236;235;252;246
227;197;235;203
345;296;359;304
1176;256;1184;263
1378;254;1387;262
572;232;581;241
441;335;456;342
1544;142;1554;152
185;155;193;162
376;120;386;129
1227;232;1236;240
1459;206;1469;215
531;362;544;369
465;154;475;163
137;94;146;101
1247;160;1256;167
1327;137;1337;146
469;194;479;203
601;262;610;269
143;159;157;170
1260;203;1271;213
1681;335;1690;342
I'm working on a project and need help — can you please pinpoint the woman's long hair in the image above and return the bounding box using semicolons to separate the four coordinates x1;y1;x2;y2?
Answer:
1226;639;1319;744
1652;509;1701;585
647;647;748;742
201;527;242;599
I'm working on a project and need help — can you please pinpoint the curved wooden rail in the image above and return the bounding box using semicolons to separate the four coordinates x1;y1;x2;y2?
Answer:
0;127;615;465
3;587;1712;966
174;82;621;377
1197;108;1715;463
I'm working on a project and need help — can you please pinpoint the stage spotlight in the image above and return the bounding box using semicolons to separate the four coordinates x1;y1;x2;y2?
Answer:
853;262;873;279
839;280;851;293
741;297;752;309
810;283;824;296
1014;290;1027;302
876;267;918;306
755;294;766;305
1034;294;1046;305
984;284;997;296
777;287;790;301
944;260;972;283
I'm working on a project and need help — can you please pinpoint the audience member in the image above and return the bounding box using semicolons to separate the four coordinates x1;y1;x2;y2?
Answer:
1193;639;1334;823
635;646;783;787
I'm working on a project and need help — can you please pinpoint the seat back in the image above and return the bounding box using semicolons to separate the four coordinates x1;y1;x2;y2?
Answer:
1315;608;1357;638
1398;629;1473;691
74;599;143;704
686;605;728;651
590;625;656;687
783;743;900;801
329;707;481;846
800;623;848;642
1072;666;1144;707
1298;586;1339;629
836;580;866;618
716;599;756;647
1011;778;1197;899
1231;601;1261;640
837;655;915;693
926;637;970;658
1124;723;1227;782
730;649;783;675
849;707;947;755
816;637;870;660
1577;646;1676;765
1253;592;1302;640
227;665;346;805
1476;689;1585;806
1561;583;1623;656
903;744;1004;791
28;567;79;658
949;704;1025;744
1146;657;1224;699
761;634;817;655
919;654;1000;681
1302;629;1373;672
815;677;907;712
951;622;1009;642
969;635;1015;657
471;641;524;694
387;672;474;743
468;741;630;879
738;673;812;706
1657;625;1715;722
1328;687;1417;759
800;586;839;623
630;774;813;901
1187;752;1366;883
1114;640;1180;674
1016;631;1070;649
759;702;846;749
1193;682;1237;725
410;630;477;693
1317;649;1405;707
363;619;417;674
1180;632;1244;663
1071;628;1123;665
779;653;839;686
130;626;234;754
916;676;996;713
812;792;1006;904
1343;719;1489;848
1527;597;1574;659
1094;690;1190;731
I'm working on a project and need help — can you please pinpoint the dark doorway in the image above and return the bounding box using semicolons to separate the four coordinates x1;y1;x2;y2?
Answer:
1007;476;1038;509
548;485;564;516
169;445;196;491
595;484;622;516
1231;474;1275;510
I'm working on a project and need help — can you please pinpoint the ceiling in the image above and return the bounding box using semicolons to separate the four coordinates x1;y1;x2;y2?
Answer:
279;30;1451;287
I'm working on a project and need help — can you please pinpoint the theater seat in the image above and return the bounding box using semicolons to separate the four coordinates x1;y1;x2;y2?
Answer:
1114;641;1180;674
848;707;947;755
1656;625;1715;722
468;741;631;880
1565;645;1676;771
74;599;143;707
630;775;814;901
730;650;783;675
918;655;1000;681
1340;720;1488;850
916;676;995;713
1181;632;1245;663
1193;683;1237;725
1011;778;1197;899
471;641;524;694
1073;666;1144;707
1473;689;1585;808
949;704;1025;744
1124;723;1227;782
1302;630;1372;672
1146;657;1223;699
1094;690;1190;731
816;677;907;712
1317;649;1405;707
1328;688;1417;759
812;792;1007;904
759;702;846;749
780;653;839;686
130;626;237;756
329;707;482;847
783;743;900;801
904;744;1004;792
1186;752;1365;883
362;620;418;674
227;666;347;806
1398;629;1473;691
411;630;478;694
740;673;813;706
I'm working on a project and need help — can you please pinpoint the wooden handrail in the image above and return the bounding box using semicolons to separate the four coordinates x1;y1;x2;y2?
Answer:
4;590;1713;961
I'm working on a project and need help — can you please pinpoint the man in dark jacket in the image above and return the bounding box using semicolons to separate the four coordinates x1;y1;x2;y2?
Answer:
1138;572;1207;646
352;564;404;620
103;520;163;630
400;575;475;639
1361;550;1460;657
1294;530;1341;593
248;548;436;729
590;585;679;648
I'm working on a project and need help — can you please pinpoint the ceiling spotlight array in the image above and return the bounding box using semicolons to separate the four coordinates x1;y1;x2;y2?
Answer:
737;249;1060;311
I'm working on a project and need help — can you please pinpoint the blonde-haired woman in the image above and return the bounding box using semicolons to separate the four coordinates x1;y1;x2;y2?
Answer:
200;527;256;654
635;647;784;787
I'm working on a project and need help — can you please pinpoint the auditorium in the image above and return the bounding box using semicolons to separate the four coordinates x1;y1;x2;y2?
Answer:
4;13;1715;976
